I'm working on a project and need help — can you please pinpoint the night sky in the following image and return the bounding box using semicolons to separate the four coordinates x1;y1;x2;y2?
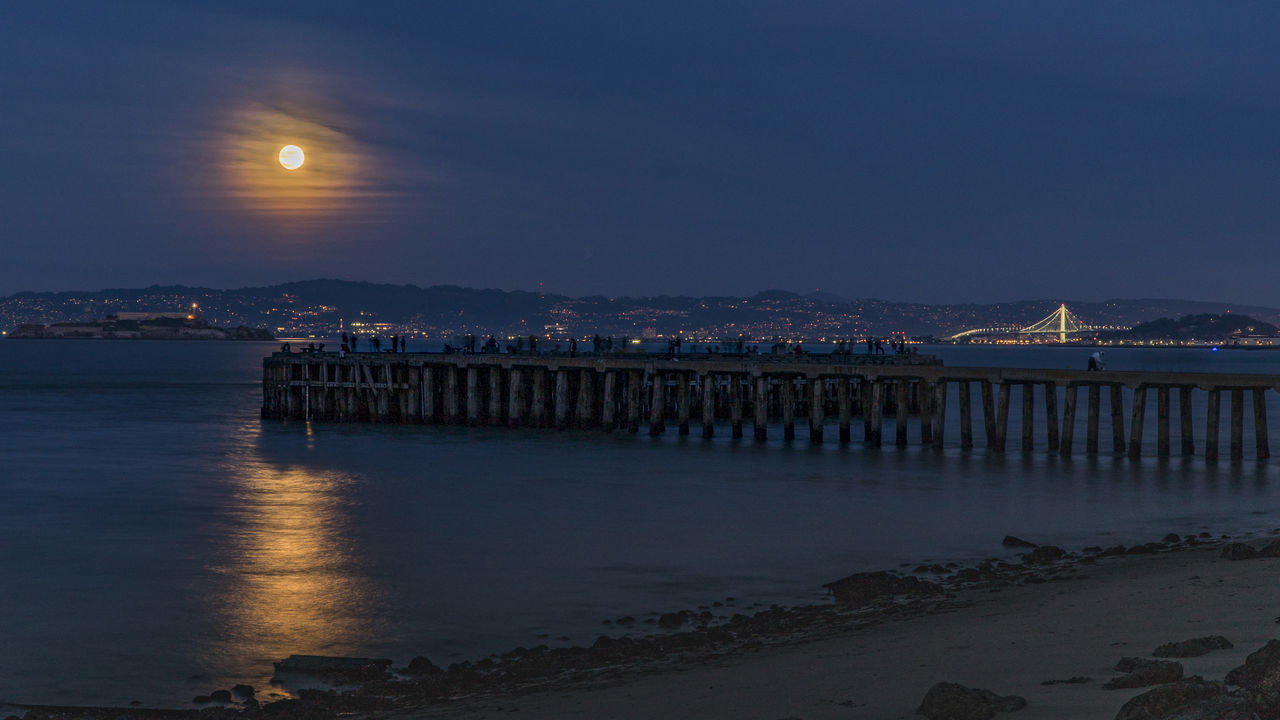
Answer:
5;1;1280;304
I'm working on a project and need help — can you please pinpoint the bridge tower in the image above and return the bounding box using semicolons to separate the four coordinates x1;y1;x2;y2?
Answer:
1020;304;1086;342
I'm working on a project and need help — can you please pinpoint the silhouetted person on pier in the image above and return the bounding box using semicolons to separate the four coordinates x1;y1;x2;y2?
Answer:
866;338;873;354
1088;351;1104;371
281;342;291;353
875;339;885;355
371;336;382;352
350;335;359;352
443;343;455;354
341;332;349;348
400;337;406;353
529;335;538;353
569;338;578;357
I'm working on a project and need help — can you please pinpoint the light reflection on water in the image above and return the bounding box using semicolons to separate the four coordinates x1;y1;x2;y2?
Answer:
4;341;1280;707
213;459;372;671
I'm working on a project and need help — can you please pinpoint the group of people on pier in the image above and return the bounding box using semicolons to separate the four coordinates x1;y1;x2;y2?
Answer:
282;331;919;359
339;333;406;355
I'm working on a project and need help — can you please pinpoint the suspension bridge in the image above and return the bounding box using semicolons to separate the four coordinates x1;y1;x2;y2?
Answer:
947;304;1096;342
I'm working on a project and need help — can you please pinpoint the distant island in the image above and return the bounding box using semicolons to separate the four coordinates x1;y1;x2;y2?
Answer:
8;311;274;341
1110;313;1279;344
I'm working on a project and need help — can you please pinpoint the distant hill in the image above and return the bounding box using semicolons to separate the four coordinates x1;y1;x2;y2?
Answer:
1118;313;1279;341
5;280;1280;340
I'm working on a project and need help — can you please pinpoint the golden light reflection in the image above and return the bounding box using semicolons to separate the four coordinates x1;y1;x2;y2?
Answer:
218;103;387;220
216;464;372;662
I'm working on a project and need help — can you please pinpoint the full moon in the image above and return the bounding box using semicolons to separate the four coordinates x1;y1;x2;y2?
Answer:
278;144;305;170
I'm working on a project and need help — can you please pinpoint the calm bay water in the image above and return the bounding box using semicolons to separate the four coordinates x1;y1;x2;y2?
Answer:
4;340;1280;706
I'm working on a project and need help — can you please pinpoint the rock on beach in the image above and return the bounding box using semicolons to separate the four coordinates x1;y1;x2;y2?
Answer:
822;571;940;606
1221;540;1280;560
916;681;1026;720
1020;546;1066;564
1104;658;1183;689
273;654;392;682
1114;677;1246;720
1224;638;1280;716
1153;636;1233;658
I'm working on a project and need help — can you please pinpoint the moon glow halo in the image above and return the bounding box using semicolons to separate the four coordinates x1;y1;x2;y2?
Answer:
278;145;305;170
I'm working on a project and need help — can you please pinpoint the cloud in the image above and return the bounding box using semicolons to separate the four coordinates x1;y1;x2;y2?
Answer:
217;100;382;219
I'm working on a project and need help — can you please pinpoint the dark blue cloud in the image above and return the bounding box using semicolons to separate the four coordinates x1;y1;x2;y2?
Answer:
3;1;1280;304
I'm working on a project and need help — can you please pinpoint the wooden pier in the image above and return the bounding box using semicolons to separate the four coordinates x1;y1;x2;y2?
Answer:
262;352;1280;461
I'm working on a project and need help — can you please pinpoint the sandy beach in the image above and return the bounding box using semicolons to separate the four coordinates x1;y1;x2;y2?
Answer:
406;543;1280;720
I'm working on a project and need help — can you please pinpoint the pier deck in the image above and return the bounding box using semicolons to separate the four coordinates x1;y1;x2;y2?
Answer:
262;351;1280;460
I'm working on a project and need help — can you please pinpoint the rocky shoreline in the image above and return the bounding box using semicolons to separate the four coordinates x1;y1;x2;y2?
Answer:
10;528;1280;720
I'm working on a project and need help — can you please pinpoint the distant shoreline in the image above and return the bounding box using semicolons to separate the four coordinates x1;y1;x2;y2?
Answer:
6;321;274;341
5;336;274;341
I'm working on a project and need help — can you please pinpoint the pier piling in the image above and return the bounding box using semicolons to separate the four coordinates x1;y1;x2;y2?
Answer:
781;377;796;441
896;381;910;446
1206;389;1221;461
837;378;851;443
753;375;768;442
1255;388;1270;460
1179;386;1194;456
995;383;1010;453
1231;389;1245;462
1060;384;1078;456
1129;386;1147;459
1156;386;1170;457
701;374;715;438
809;377;825;444
1110;385;1125;454
931;381;947;451
1086;385;1100;454
1044;382;1059;452
1021;383;1035;452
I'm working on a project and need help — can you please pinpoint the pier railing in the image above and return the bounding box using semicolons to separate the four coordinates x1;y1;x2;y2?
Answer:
262;352;1279;461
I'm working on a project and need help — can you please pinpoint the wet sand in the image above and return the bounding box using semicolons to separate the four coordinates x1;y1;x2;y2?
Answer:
409;545;1280;720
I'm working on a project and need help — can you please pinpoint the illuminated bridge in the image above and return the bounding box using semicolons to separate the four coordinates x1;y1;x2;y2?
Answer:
948;304;1096;342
